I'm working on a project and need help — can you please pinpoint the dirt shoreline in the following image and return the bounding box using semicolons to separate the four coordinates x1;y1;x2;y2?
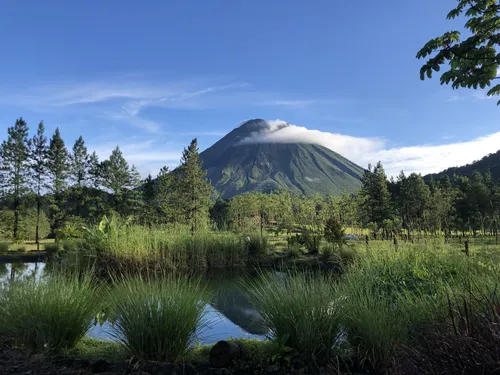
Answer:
0;346;336;375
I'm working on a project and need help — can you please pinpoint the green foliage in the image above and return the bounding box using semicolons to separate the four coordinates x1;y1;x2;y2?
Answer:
45;243;59;254
244;271;341;364
243;234;269;259
0;242;8;255
0;272;101;352
298;230;322;254
69;136;90;216
55;215;87;240
359;162;391;226
417;0;500;104
29;121;48;246
46;128;70;230
288;242;302;258
323;216;345;247
0;118;30;240
107;275;209;362
101;146;141;217
0;209;51;242
172;139;213;233
80;223;249;270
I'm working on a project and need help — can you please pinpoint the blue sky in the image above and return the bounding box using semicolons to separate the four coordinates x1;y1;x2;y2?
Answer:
1;0;499;177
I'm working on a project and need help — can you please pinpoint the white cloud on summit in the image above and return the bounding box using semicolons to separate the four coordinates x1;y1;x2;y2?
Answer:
239;120;500;177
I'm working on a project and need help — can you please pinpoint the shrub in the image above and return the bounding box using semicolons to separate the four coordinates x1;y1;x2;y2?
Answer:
0;272;101;352
323;216;345;248
243;234;269;259
320;243;335;262
16;245;27;253
108;275;209;362
44;243;59;254
288;242;302;258
244;271;341;365
0;242;8;255
299;230;322;254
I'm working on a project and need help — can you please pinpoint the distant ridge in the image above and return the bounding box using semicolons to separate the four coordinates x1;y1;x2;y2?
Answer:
199;119;365;198
425;149;500;181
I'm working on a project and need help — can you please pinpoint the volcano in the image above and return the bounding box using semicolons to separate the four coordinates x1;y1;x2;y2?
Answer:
199;119;364;198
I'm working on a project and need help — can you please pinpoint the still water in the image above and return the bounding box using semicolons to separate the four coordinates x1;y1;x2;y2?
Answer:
0;262;267;345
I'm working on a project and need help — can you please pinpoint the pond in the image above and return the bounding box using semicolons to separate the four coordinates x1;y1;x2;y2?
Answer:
0;262;268;345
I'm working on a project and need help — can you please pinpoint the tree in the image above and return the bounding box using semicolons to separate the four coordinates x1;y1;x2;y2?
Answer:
88;151;104;219
0;118;30;240
359;162;392;226
417;0;500;103
101;146;140;216
46;128;70;230
28;122;48;249
155;166;175;223
69;136;89;216
174;139;213;233
324;216;345;249
398;173;430;232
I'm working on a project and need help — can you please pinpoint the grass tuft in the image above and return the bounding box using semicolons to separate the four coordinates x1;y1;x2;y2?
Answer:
107;274;209;362
244;271;341;365
0;272;101;352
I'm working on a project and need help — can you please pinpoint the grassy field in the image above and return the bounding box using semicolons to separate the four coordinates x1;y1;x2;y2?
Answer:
1;239;56;252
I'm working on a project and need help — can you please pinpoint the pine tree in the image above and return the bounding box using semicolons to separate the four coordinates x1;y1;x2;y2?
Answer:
69;136;89;216
174;139;213;233
0;118;30;240
88;151;104;219
156;166;174;223
28;122;48;249
359;162;392;227
102;146;139;216
46;128;70;230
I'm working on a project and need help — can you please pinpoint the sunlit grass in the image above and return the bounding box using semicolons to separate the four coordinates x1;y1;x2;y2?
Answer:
244;271;341;364
107;274;210;362
0;271;101;352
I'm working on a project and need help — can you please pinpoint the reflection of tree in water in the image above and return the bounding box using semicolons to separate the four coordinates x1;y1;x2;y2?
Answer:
205;270;268;336
0;263;7;277
10;262;28;281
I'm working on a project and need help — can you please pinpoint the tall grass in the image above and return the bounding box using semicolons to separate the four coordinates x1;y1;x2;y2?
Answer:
0;272;101;352
107;275;209;362
81;225;249;271
337;241;500;371
244;271;341;364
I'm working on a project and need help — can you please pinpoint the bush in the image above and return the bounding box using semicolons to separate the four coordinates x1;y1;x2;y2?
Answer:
324;216;345;248
243;234;269;259
44;243;59;254
16;245;27;253
299;230;322;254
288;242;302;258
244;271;341;364
320;243;335;262
0;272;101;352
108;275;209;362
0;242;8;255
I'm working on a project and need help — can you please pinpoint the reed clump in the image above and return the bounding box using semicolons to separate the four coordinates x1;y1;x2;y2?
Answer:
107;274;209;362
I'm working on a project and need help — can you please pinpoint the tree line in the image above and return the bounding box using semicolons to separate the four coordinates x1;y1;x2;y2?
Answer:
0;118;212;246
2;117;499;245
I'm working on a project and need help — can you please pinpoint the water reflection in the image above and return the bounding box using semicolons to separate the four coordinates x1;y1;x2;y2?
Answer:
0;262;267;345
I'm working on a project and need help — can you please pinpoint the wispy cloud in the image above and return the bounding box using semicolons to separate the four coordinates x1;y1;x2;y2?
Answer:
238;120;500;177
0;76;338;133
